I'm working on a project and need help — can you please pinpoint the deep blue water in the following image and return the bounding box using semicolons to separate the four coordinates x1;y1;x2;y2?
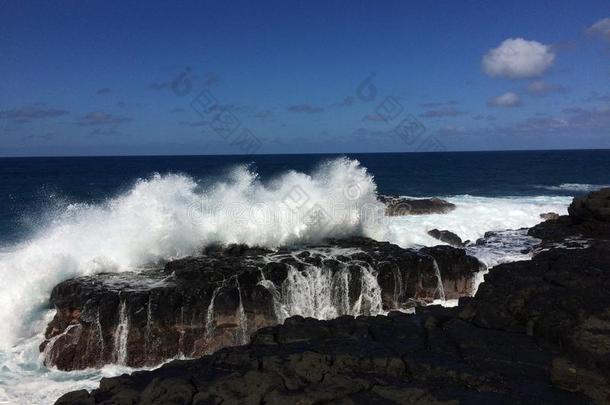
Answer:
1;150;609;244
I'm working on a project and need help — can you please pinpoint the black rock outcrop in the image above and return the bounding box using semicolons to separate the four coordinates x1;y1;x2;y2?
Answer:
379;195;456;216
56;240;609;404
41;237;484;371
427;229;465;246
529;187;610;241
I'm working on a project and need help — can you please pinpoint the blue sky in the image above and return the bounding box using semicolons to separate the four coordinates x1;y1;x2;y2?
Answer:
1;0;610;156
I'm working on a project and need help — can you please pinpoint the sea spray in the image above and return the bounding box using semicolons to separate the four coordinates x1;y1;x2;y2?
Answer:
0;158;385;350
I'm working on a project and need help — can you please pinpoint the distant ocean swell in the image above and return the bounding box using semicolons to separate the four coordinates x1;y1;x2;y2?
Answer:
534;183;610;192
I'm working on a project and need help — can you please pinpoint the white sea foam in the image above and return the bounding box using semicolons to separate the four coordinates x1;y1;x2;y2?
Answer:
535;183;609;192
385;195;571;250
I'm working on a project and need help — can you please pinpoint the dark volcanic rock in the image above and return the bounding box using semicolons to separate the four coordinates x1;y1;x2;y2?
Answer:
55;189;610;404
379;195;456;216
540;212;560;220
427;228;464;246
528;214;576;240
41;237;483;371
529;188;610;241
421;245;485;300
569;188;610;223
56;239;610;405
460;241;610;403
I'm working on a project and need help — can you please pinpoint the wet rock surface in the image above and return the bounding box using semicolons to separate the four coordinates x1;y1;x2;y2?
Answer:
540;212;560;221
529;187;610;241
379;195;456;216
42;237;483;371
427;228;465;246
55;239;610;405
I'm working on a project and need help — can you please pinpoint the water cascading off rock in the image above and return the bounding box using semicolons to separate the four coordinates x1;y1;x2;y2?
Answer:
40;237;484;370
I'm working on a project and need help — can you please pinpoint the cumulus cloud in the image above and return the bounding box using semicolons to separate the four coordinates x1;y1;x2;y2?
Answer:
587;18;610;40
482;38;555;78
488;92;522;107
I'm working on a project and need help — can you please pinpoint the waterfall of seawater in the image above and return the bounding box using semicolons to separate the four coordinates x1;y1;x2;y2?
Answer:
351;263;383;316
432;259;446;301
43;324;82;366
393;264;404;305
113;300;129;365
260;250;385;323
235;279;248;345
144;296;152;357
95;309;104;357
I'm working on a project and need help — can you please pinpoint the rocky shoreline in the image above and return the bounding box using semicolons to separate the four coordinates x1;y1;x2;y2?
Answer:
54;188;610;404
41;238;484;371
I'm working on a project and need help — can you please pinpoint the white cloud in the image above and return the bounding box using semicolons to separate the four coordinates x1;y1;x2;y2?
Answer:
587;18;610;40
488;92;522;107
482;38;555;78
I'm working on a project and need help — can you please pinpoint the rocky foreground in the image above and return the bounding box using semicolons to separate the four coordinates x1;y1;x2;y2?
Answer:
55;189;610;404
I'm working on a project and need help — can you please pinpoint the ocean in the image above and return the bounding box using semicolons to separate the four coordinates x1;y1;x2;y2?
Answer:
0;149;609;404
